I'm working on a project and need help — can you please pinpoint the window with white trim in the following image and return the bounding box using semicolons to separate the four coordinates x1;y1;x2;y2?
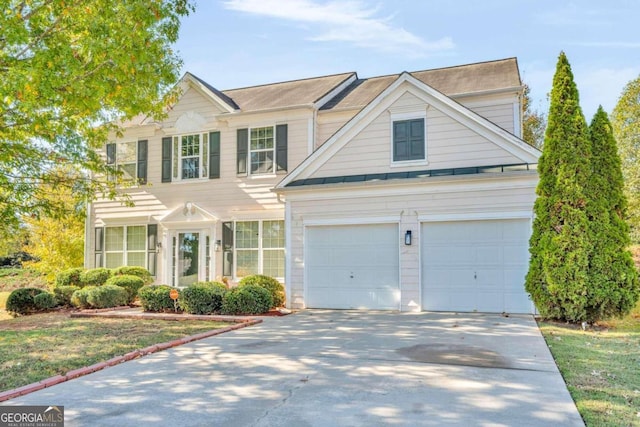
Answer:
393;118;425;162
234;220;284;278
116;141;137;180
250;126;275;174
105;225;147;268
172;133;209;180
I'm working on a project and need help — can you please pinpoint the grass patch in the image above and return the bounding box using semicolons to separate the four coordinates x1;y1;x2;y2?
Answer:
0;312;231;392
539;301;640;426
0;268;48;292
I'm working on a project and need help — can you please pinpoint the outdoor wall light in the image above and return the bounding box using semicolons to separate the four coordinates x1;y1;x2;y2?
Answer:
214;240;222;252
405;230;412;246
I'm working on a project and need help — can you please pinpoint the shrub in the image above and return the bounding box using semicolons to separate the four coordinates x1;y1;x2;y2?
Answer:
239;275;285;308
80;268;112;287
6;287;47;315
221;284;272;315
138;285;179;312
53;285;80;306
55;267;85;288
86;284;128;309
71;286;96;309
113;266;153;285
105;274;145;303
33;292;57;310
179;281;228;315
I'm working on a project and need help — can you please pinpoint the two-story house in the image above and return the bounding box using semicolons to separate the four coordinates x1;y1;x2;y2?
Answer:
85;57;540;313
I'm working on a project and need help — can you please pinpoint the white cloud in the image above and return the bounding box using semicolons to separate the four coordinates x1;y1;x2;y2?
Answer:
222;0;454;54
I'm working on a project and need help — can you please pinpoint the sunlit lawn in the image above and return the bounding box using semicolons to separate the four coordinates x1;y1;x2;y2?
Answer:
0;312;231;392
539;301;640;426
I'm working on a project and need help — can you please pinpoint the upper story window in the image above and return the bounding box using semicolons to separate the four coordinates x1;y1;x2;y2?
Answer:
116;142;137;180
172;133;209;180
250;127;275;174
162;131;220;183
392;118;426;163
237;124;288;177
106;140;147;184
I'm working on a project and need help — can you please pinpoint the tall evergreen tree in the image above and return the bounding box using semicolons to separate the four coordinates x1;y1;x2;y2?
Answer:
612;76;640;243
525;52;592;321
585;107;639;320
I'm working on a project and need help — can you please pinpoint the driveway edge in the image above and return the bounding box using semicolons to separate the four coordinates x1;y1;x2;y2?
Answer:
0;319;262;403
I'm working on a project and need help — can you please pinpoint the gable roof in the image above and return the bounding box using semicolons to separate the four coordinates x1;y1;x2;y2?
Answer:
320;58;521;111
175;58;520;115
221;72;356;112
276;71;539;190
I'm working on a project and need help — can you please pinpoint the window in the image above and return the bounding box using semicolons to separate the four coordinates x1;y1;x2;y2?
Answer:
232;220;284;278
237;125;287;176
103;225;152;270
172;133;209;180
250;127;275;174
392;118;426;162
106;140;147;183
116;142;137;180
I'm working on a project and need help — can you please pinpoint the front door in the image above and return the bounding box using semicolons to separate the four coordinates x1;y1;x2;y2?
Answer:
176;232;199;287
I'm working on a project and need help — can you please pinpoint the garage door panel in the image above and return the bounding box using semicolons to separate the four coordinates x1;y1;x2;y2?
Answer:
307;224;399;310
422;219;532;314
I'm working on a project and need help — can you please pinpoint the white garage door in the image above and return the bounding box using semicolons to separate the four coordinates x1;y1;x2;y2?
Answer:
306;224;400;309
421;219;532;313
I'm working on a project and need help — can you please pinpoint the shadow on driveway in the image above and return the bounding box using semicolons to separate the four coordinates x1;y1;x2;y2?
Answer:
4;310;584;426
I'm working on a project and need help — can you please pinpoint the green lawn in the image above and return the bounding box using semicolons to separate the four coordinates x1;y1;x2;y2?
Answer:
0;312;231;392
539;302;640;426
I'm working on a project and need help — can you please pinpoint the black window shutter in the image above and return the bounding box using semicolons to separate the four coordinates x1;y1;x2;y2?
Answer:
161;137;172;182
94;227;104;267
275;124;288;172
237;128;248;175
393;121;408;161
106;143;116;165
409;119;425;159
209;131;221;179
147;224;158;276
222;222;234;276
137;140;148;184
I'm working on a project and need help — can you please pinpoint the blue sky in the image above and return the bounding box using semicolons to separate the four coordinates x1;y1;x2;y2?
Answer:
175;0;640;120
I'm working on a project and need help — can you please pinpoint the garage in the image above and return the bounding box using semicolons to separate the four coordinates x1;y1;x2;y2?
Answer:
306;223;400;309
421;219;533;313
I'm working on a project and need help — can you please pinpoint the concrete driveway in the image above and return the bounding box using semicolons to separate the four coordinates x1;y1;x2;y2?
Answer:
5;311;583;426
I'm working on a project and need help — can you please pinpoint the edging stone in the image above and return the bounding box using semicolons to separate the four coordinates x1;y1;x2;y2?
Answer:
0;319;262;402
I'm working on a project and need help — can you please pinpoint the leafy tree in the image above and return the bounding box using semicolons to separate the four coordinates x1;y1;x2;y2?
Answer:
522;84;546;148
22;168;85;283
525;52;592;322
585;107;639;320
0;0;194;226
611;76;640;243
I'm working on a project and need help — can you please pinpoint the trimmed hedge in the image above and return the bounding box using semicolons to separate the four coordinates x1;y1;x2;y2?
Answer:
179;282;228;315
86;284;128;309
113;266;153;285
138;285;179;312
105;274;144;303
221;284;272;315
53;285;80;306
238;275;285;308
33;292;57;310
80;268;112;287
55;267;85;288
6;287;48;315
71;286;96;309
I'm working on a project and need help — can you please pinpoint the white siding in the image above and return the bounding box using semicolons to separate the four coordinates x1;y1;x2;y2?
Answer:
89;84;314;281
309;91;521;178
316;109;358;149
